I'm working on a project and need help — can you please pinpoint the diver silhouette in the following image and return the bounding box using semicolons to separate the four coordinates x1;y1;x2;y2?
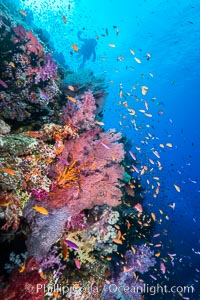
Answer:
77;31;97;69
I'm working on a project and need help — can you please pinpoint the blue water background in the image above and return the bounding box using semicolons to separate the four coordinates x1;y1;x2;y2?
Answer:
2;0;200;297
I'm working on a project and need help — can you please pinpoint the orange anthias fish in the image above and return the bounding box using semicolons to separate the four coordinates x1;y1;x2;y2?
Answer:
1;168;16;175
72;43;79;52
18;264;26;273
32;205;48;215
67;96;77;103
25;131;41;138
68;85;75;91
108;43;116;48
19;10;27;17
174;184;181;192
112;238;123;245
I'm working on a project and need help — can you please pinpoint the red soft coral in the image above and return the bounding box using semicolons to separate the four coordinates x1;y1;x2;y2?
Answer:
0;257;47;300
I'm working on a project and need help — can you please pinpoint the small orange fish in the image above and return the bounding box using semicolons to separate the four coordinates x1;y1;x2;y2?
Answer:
53;292;60;299
112;238;123;244
61;241;69;260
106;257;112;261
25;173;30;182
32;205;48;215
151;212;156;221
123;266;134;272
166;143;173;148
117;230;122;240
126;220;131;230
174;184;180;192
72;43;79;52
54;134;62;141
105;279;110;284
67;96;77;103
19;10;27;17
68;85;74;91
62;15;67;24
142;86;148;96
18;264;26;273
131;245;136;254
1;168;16;175
25;131;41;138
38;269;46;279
108;43;116;47
9;62;15;68
95;120;105;126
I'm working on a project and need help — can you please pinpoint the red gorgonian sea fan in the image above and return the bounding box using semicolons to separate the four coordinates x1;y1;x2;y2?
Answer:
46;127;125;214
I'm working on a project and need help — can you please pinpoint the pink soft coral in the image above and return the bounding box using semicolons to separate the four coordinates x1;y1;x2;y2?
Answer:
61;90;96;131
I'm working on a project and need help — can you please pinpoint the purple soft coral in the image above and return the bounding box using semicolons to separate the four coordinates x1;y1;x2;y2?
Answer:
35;54;57;83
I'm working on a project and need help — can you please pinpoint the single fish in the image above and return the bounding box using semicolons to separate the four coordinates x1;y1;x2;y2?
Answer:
18;264;26;273
67;96;77;103
160;262;166;274
1;168;16;175
39;89;49;99
72;44;79;52
134;57;141;64
166;143;173;148
0;79;8;88
112;238;123;244
134;203;143;213
68;85;75;91
74;257;81;269
108;43;116;47
19;10;27;16
153;234;160;238
32;205;48;215
149;274;157;280
151;212;156;221
132;165;139;173
95;121;104;126
65;239;79;250
174;184;181;192
100;142;110;150
25;131;41;138
142;86;148;96
62;15;67;24
129;151;136;160
153;151;160;159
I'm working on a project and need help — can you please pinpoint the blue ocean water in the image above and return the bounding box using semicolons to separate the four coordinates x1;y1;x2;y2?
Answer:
1;0;200;299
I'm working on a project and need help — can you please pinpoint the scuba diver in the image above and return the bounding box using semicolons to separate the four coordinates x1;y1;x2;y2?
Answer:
77;31;97;69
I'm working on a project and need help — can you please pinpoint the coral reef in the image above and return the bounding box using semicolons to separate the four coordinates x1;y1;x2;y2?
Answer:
0;7;62;125
0;5;160;300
